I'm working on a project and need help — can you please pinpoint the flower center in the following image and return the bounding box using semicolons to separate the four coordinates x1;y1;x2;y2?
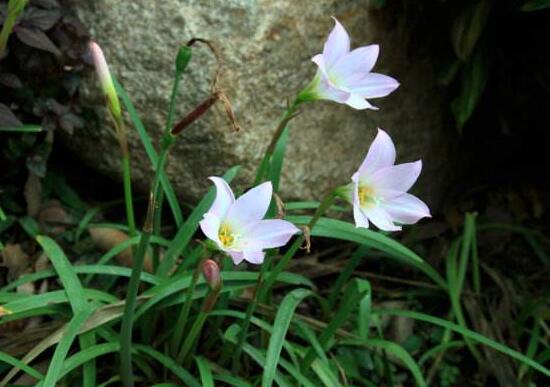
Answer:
358;185;377;208
218;224;235;248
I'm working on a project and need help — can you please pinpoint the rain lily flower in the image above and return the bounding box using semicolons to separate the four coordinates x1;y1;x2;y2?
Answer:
301;17;399;110
89;41;122;120
199;178;300;265
348;129;430;231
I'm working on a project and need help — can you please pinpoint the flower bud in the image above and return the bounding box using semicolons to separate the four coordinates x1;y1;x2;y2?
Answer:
175;45;192;73
202;259;221;290
89;41;121;120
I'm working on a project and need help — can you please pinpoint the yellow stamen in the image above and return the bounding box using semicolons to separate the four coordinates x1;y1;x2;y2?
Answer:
358;185;376;208
218;224;234;248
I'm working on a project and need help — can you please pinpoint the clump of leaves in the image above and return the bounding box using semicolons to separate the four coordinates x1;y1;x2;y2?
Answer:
0;0;89;216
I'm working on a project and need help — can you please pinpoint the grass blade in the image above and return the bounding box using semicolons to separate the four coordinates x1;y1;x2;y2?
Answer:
135;345;201;387
40;309;94;387
287;216;447;290
195;356;214;387
113;77;183;227
0;351;43;381
375;308;550;377
36;235;87;312
262;288;313;387
268;125;289;191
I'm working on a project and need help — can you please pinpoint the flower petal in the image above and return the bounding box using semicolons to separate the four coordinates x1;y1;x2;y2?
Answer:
322;17;350;68
207;176;235;219
199;212;221;245
243;219;300;249
371;161;422;198
228;251;245;265
313;73;350;103
226;181;273;227
345;93;375;110
351;72;399;99
353;205;370;228
312;54;328;77
382;193;431;225
358;129;396;177
364;206;402;231
243;250;265;265
330;45;379;84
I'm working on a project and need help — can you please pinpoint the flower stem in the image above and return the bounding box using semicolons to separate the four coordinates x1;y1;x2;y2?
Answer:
119;141;172;387
260;190;337;300
176;287;221;364
254;98;302;185
121;153;136;237
170;253;206;356
231;253;273;373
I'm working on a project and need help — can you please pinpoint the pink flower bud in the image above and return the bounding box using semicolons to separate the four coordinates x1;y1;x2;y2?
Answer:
89;41;121;119
202;259;221;290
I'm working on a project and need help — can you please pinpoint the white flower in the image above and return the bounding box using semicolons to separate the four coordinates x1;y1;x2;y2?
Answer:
350;129;431;231
305;17;399;110
199;178;300;265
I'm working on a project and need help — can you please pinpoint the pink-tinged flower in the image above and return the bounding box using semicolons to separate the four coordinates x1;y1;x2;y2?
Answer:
349;129;430;231
199;178;300;265
89;41;121;119
303;17;399;110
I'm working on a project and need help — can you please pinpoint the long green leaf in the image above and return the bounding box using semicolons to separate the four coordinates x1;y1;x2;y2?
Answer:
287;215;447;289
40;309;94;387
0;351;43;381
36;236;87;312
0;125;42;132
113;77;183;227
302;279;377;369
269;125;289;191
375;309;550;377
340;338;427;387
262;288;313;387
135;345;201;387
195;356;214;387
1;264;161;293
311;358;343;387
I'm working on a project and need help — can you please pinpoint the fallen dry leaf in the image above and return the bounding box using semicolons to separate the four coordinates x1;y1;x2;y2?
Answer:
89;227;153;272
38;200;71;235
1;243;30;280
24;173;42;217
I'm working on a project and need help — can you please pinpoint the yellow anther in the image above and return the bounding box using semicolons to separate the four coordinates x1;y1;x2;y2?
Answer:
358;185;376;208
218;224;234;248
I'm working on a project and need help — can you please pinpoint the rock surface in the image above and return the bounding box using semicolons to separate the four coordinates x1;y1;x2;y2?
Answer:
65;0;456;209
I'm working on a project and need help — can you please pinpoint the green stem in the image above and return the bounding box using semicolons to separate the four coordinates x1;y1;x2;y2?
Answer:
176;311;208;364
231;254;273;372
121;154;136;237
177;287;220;364
231;191;336;372
119;143;171;387
152;189;164;271
254;98;302;185
170;254;206;356
261;190;336;298
119;220;152;387
119;55;187;386
0;0;28;58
